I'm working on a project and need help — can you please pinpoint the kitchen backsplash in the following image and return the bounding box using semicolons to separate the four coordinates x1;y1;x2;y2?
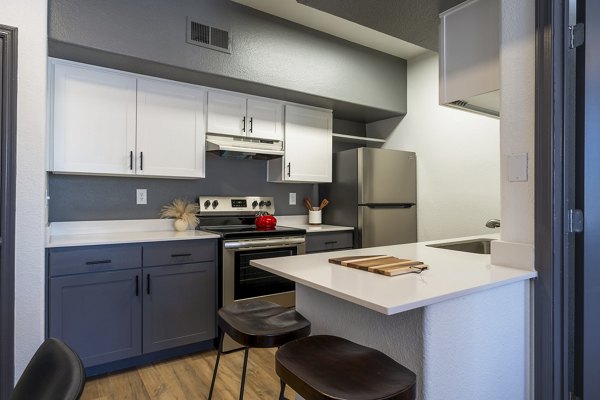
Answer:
48;154;317;222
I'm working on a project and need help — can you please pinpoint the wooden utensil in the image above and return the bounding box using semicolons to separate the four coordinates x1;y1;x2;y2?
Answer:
318;198;329;210
304;198;313;211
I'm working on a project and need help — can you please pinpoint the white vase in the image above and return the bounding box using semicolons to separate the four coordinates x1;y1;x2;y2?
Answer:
173;218;188;232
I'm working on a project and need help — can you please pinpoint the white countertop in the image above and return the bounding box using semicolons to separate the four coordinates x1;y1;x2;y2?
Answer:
251;234;536;315
275;215;354;233
46;219;219;248
46;216;352;247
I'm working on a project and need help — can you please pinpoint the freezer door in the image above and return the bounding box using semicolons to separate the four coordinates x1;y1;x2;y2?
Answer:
358;148;417;204
359;205;417;248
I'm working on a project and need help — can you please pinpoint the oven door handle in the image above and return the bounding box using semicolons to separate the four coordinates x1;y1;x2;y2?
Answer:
224;237;305;249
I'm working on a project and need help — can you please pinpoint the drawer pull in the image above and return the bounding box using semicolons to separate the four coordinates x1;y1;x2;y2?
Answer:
324;241;338;245
147;274;151;295
85;259;112;265
171;253;192;258
135;275;139;297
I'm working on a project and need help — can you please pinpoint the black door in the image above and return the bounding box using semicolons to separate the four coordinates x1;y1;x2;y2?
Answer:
575;0;600;397
0;25;17;400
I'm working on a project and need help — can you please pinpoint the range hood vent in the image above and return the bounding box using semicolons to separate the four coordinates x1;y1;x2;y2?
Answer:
186;18;231;54
446;90;500;118
205;135;284;160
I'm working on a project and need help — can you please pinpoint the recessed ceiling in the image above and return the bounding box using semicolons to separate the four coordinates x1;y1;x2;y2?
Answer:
231;0;430;59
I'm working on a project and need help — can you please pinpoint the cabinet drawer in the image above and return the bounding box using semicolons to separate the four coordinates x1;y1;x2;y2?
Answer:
306;231;353;253
48;245;142;277
143;240;216;267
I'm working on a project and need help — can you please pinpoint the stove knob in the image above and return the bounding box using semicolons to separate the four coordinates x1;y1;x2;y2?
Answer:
203;200;211;209
259;201;265;207
252;200;258;208
265;201;272;207
212;200;219;208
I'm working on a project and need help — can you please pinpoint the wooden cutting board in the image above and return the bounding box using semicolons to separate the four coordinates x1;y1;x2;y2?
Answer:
329;255;428;276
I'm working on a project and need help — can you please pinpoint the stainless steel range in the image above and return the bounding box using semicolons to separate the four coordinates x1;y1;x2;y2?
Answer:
197;196;306;352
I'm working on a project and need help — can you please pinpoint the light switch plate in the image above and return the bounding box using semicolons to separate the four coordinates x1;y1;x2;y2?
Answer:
508;153;528;182
289;193;296;205
136;189;147;205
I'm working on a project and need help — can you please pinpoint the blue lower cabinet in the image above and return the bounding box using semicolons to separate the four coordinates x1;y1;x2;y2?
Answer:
49;269;142;367
143;262;216;353
47;240;218;372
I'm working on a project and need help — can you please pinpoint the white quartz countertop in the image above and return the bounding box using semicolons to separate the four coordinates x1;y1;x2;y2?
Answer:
251;234;537;315
46;219;219;248
275;215;354;233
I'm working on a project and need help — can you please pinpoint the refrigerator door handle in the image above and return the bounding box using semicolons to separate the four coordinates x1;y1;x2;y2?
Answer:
362;203;416;208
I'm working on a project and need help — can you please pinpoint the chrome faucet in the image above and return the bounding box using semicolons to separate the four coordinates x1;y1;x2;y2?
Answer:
485;219;501;228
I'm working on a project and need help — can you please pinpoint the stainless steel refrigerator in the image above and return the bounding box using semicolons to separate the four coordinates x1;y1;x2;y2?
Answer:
321;148;417;248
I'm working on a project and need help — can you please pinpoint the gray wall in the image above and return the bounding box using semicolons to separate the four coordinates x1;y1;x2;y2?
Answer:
48;0;407;122
48;154;316;222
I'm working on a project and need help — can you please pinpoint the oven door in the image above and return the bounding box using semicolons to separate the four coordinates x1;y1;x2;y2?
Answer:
222;237;305;309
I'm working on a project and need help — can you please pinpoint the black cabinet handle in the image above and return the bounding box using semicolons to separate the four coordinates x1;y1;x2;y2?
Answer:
140;152;144;170
147;274;150;295
171;253;192;258
249;117;253;133
287;162;291;177
242;116;246;132
135;275;139;297
324;241;338;245
85;259;112;265
129;151;133;170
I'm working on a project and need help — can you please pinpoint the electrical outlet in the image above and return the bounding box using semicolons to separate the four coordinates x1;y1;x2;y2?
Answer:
289;193;296;205
136;189;147;205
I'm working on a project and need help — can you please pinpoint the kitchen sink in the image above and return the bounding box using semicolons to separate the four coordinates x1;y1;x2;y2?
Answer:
426;238;495;255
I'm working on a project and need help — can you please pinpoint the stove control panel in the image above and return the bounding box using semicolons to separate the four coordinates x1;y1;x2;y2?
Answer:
199;196;275;215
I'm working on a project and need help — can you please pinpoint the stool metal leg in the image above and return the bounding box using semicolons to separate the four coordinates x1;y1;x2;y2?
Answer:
239;347;250;400
208;331;224;400
278;379;286;400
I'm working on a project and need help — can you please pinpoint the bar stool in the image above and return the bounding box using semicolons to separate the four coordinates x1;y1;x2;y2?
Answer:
208;300;311;400
275;335;416;400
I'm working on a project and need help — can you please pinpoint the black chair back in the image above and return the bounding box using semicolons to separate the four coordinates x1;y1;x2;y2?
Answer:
10;338;85;400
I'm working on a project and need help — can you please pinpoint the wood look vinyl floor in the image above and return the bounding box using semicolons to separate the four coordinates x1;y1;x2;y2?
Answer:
81;348;296;400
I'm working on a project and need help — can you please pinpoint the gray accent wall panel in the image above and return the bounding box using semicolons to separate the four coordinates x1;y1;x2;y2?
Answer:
48;0;407;121
48;155;316;222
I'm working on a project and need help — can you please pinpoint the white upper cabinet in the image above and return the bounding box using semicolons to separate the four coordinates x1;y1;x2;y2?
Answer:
50;62;137;175
207;91;283;141
206;91;246;137
268;105;332;183
246;98;283;141
439;0;500;117
49;59;206;179
137;79;205;178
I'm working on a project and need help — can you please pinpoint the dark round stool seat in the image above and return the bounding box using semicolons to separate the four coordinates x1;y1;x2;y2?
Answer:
218;300;311;348
276;335;416;400
209;300;311;400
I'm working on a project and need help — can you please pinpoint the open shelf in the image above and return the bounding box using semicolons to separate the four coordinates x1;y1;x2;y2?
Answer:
332;133;386;144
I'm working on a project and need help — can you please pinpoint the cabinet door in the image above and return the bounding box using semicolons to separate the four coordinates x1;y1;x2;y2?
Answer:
137;79;205;178
143;262;216;353
50;61;137;175
439;0;500;104
284;105;333;182
49;269;142;367
246;98;283;141
206;91;247;137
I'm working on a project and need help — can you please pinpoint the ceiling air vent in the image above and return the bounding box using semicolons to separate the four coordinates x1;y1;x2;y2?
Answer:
186;18;231;54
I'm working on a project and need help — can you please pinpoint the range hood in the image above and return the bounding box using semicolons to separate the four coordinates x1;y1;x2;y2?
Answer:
205;134;284;160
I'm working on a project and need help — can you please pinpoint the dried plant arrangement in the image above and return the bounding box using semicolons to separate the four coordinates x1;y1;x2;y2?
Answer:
160;198;200;231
